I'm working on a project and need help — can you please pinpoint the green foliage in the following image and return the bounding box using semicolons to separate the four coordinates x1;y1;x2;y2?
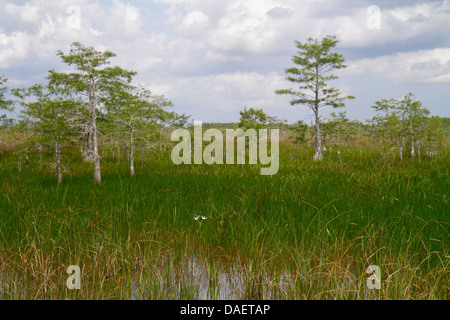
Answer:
48;42;138;182
105;84;178;174
288;120;309;144
48;42;137;119
275;35;354;161
275;35;354;111
441;117;450;132
326;112;360;146
421;116;445;155
370;93;441;159
107;84;172;131
0;75;14;112
49;42;136;95
24;83;78;146
238;107;285;130
0;76;15;135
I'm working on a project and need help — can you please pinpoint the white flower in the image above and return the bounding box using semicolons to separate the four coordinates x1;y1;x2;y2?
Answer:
201;216;207;220
193;216;200;221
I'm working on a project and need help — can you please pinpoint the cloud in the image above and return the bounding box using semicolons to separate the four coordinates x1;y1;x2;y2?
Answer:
141;71;288;115
344;48;450;84
183;10;209;26
0;31;31;68
3;1;447;70
1;0;449;121
266;6;294;20
105;0;144;37
5;2;39;23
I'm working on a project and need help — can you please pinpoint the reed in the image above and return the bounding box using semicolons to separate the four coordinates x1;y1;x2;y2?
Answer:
0;145;448;299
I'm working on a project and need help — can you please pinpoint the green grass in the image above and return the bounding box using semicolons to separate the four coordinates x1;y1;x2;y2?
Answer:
0;145;448;299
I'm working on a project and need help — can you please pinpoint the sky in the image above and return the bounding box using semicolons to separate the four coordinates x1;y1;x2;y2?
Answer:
1;0;450;124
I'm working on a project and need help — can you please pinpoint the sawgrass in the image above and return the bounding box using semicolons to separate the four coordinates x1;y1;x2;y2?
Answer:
0;145;448;299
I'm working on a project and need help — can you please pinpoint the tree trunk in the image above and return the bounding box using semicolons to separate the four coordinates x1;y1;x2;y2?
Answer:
91;103;101;184
313;109;323;161
84;126;95;162
312;66;323;162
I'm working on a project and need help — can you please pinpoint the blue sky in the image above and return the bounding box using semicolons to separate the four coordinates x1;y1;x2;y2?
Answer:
1;0;449;124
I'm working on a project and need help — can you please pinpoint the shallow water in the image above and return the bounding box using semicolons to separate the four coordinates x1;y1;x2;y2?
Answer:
128;254;362;300
1;254;369;300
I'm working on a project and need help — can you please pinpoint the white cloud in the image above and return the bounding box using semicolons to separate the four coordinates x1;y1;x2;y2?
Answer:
5;2;39;23
266;6;294;19
0;0;149;69
344;48;450;84
106;0;143;37
144;71;288;114
0;31;32;68
183;10;209;26
1;0;450;121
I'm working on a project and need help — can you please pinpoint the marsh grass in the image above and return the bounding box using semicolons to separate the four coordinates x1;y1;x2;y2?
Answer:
0;145;448;299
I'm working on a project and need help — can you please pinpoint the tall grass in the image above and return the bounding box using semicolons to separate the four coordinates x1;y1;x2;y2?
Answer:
0;145;448;299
